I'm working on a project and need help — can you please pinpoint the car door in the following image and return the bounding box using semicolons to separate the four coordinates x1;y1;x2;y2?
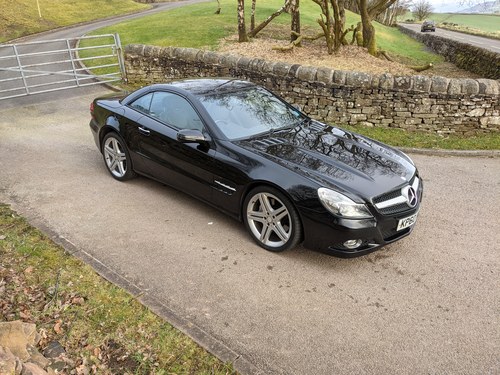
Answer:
134;91;217;202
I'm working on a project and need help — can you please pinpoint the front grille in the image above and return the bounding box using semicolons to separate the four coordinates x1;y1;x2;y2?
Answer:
373;189;401;204
377;203;413;216
373;175;420;216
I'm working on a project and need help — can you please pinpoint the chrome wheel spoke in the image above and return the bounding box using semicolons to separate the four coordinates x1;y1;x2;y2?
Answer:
248;210;266;223
259;222;272;243
117;160;125;175
109;159;118;172
116;152;126;162
273;223;289;242
273;205;288;221
259;194;273;215
104;145;114;155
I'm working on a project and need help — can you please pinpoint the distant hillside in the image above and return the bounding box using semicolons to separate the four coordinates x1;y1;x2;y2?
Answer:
459;0;500;14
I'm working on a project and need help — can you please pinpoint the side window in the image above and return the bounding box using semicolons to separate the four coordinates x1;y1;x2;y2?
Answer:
152;92;203;131
130;93;153;114
149;92;171;121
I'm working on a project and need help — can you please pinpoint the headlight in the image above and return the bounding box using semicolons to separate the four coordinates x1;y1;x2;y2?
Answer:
317;188;373;219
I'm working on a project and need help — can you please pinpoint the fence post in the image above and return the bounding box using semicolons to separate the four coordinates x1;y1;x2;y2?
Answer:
13;45;30;95
114;33;127;83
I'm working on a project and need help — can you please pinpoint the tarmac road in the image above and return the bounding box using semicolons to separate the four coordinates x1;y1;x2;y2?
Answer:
0;90;499;374
399;23;500;53
0;0;208;106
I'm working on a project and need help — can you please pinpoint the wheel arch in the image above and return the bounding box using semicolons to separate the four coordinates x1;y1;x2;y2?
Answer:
98;122;120;152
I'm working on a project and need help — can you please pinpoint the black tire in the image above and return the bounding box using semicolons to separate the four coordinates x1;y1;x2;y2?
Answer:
243;186;302;252
101;132;136;181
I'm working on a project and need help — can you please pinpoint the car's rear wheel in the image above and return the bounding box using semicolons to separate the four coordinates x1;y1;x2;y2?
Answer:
243;186;302;252
102;132;136;181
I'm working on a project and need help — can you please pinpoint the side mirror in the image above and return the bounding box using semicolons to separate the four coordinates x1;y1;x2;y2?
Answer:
177;129;208;144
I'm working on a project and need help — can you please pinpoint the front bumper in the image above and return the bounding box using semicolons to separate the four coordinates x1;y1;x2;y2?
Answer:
301;179;423;258
302;209;419;257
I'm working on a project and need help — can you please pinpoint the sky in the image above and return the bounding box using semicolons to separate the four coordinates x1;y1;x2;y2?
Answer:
427;1;464;12
428;0;495;12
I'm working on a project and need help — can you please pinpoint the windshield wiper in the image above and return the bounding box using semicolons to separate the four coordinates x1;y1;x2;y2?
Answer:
267;118;309;137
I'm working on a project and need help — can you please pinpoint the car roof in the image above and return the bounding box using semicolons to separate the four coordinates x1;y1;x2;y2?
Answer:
149;79;258;97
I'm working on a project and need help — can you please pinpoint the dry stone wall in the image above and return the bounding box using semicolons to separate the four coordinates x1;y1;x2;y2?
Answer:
398;26;500;80
125;44;500;135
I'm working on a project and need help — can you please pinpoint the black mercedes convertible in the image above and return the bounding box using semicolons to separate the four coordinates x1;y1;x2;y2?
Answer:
89;79;423;257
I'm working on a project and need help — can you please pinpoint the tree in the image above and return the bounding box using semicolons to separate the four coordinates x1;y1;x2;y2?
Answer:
237;0;249;42
412;0;433;21
238;0;302;42
250;0;257;31
310;0;347;54
375;0;412;26
357;0;397;55
290;0;301;41
248;0;292;38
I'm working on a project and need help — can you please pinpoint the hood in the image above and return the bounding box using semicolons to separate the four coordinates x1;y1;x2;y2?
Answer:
238;121;416;200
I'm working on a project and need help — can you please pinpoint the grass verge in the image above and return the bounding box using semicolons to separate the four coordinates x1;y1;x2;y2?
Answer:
0;204;235;374
342;125;500;150
437;24;500;41
0;0;149;43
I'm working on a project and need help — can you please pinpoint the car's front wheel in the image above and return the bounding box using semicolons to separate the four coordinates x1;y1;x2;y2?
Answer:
102;132;136;181
243;186;302;252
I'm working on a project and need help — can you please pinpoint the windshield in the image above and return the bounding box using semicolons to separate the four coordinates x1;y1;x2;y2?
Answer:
199;87;304;140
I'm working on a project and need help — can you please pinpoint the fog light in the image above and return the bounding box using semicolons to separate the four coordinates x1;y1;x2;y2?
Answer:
343;239;363;249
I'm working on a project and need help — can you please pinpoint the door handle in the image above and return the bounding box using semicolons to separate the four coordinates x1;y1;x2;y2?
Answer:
138;126;150;136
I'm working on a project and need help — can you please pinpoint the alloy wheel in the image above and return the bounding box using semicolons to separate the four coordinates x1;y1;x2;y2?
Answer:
103;136;127;178
246;192;292;248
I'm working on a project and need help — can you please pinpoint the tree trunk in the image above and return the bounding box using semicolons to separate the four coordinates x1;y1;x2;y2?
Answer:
358;0;377;55
238;0;249;42
330;0;344;52
251;0;256;31
290;0;301;42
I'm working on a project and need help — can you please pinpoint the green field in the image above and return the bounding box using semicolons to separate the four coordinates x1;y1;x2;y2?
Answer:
0;0;148;42
429;13;500;33
88;0;442;65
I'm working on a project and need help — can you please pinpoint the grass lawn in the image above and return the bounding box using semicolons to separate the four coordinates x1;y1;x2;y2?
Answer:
427;13;500;33
0;204;235;374
0;0;149;43
89;0;442;65
342;125;500;150
400;12;500;39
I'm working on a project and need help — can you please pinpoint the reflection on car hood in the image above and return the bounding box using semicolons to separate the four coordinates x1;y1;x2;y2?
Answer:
238;121;416;200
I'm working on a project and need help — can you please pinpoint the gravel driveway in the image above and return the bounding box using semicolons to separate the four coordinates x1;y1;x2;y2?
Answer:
1;89;499;374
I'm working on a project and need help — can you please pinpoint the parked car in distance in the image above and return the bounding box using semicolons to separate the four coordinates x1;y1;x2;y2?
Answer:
421;20;436;32
89;79;423;257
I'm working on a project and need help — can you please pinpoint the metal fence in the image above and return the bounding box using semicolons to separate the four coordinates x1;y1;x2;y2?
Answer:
0;34;125;100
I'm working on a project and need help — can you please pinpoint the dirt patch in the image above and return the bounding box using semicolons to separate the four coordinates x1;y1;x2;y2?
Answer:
218;35;480;79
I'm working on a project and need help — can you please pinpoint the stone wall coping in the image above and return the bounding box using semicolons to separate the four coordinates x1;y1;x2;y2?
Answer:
125;44;500;96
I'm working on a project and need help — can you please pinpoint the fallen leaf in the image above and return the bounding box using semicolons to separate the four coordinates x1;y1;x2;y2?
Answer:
24;266;34;274
54;320;63;334
0;235;6;240
72;296;85;305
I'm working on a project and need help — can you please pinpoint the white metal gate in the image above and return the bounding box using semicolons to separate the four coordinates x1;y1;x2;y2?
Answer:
0;34;126;100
